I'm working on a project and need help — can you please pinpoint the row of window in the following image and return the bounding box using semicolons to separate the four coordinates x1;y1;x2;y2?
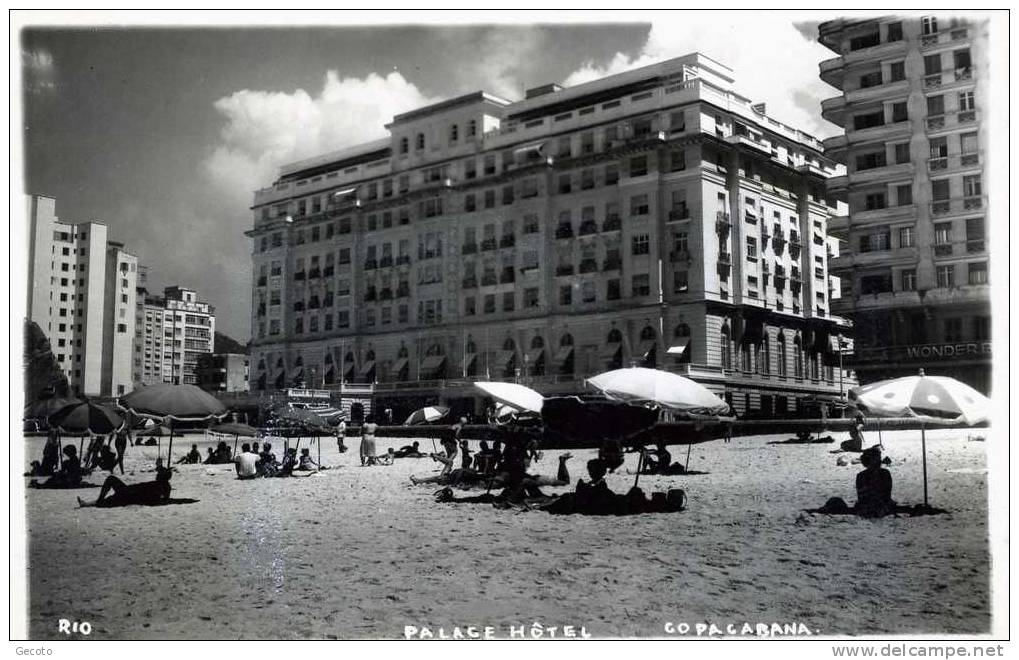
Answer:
858;260;988;295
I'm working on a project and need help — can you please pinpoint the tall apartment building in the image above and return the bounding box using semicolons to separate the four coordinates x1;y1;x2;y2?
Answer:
26;194;138;396
818;16;991;393
247;54;853;417
134;284;216;386
196;353;250;393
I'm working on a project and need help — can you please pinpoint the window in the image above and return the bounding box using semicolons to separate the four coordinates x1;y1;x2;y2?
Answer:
522;213;539;234
607;279;621;300
864;192;887;210
899;226;915;247
930;136;948;158
559;285;572;306
901;269;917;291
922;16;938;35
449;123;459;143
927;95;945;117
581;282;596;303
524;288;539;309
959;91;975;112
924;54;942;76
464;296;476;316
973;316;991;341
860;71;883;89
960;131;979;154
399;137;409;154
558;174;572;194
886;21;903;42
936;264;955;288
632;274;650;296
968;262;988;285
502;292;515;312
673;270;688;293
954;49;972;71
855;152;887;171
605;164;619;185
630;155;648;177
889;61;905;82
483;155;496;176
467;120;477;137
931;178;950;201
483;294;496;314
415;133;425;150
934;222;952;246
893;142;910;164
746;237;758;261
963;174;982;197
853;110;884;130
891;102;908;123
630;194;649;216
896;184;913;206
632;234;650;255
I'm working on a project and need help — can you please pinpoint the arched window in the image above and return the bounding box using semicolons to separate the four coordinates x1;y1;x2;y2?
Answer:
294;355;303;367
777;334;787;376
793;336;804;378
275;357;285;370
639;325;658;367
606;328;624;369
640;325;656;341
530;335;544;349
257;358;267;371
607;328;623;343
398;345;409;358
502;337;517;378
503;337;516;351
760;335;771;375
674;323;690;338
560;333;574;347
425;343;444;356
673;323;692;364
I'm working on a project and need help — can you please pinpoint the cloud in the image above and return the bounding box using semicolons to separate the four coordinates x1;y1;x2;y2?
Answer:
562;17;838;138
22;48;55;94
204;70;438;202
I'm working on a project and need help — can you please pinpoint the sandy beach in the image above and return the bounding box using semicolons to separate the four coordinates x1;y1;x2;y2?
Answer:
23;428;990;639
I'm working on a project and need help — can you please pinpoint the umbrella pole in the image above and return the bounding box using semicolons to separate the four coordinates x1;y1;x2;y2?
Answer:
234;435;239;458
877;418;884;449
633;449;643;490
79;436;85;463
57;433;63;470
921;425;929;508
167;425;174;465
685;442;693;473
318;434;322;468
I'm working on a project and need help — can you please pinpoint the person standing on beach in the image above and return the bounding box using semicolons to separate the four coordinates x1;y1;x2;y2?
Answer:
113;430;129;475
336;419;348;454
360;417;378;466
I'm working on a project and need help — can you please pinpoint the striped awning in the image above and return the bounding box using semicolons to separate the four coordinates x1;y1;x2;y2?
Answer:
600;342;622;360
553;346;574;366
419;355;446;376
390;358;409;376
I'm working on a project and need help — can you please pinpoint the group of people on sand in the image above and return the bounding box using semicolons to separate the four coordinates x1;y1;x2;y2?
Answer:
233;441;322;479
176;441;233;465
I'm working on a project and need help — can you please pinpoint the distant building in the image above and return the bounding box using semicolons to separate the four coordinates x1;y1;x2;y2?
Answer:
133;284;216;386
247;53;854;417
818;16;991;392
26;194;138;396
196;353;250;393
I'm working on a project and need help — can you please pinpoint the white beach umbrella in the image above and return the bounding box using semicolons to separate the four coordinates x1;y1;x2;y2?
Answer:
586;367;730;416
473;381;544;413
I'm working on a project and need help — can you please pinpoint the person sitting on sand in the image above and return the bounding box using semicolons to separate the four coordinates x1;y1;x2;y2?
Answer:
29;445;83;488
77;465;173;508
840;414;866;453
258;442;279;476
144;436;157;446
95;444;118;472
296;448;319;471
177;444;203;465
393;441;424;458
272;448;297;477
459;439;473;469
813;446;896;518
234;443;260;480
26;434;61;477
640;442;686;475
376;447;397;466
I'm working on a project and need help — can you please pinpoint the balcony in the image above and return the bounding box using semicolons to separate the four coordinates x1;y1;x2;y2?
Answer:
364;290;377;302
308;268;321;279
396;255;412;266
462;243;477;255
481;239;498;251
256;276;267;287
499;236;516;249
718;252;732;266
920;27;971;51
500;269;516;284
847;120;911;146
849;161;914;186
930;196;984;217
579;259;598;274
462;277;477;289
555;226;574;240
396;285;410;298
379;289;393;301
826;173;848;194
670;250;691;263
579;221;599;236
966;238;986;254
363;260;377;270
668;208;690;222
928;152;981;173
323;267;334;277
602;259;621;272
715;212;731;234
821;95;846;127
926;109;979;133
293;271;306;281
819;56;844;90
603;215;622;232
555;265;574;277
822;134;848;162
934;243;953;257
481;274;497;286
378;257;393;269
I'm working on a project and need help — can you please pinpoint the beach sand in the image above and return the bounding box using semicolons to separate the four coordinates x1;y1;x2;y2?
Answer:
23;428;990;639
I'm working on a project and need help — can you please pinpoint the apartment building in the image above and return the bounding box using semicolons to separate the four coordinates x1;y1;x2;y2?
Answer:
196;353;250;393
818;16;991;392
247;54;853;417
134;284;216;386
26;194;138;396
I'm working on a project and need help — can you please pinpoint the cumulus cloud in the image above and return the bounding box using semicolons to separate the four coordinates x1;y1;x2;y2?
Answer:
563;17;838;138
204;70;438;202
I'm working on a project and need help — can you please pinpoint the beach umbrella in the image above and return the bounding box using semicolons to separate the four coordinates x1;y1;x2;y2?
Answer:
49;400;125;435
473;381;544;413
25;396;81;421
586;367;731;416
404;406;449;426
120;384;227;462
849;369;990;507
211;421;259;457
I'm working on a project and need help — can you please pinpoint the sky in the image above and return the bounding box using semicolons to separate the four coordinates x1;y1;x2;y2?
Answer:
20;14;841;340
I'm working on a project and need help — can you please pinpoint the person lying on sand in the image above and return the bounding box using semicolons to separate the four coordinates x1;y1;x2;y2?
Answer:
77;465;172;508
29;445;83;488
393;441;425;458
412;452;573;489
375;448;397;466
176;444;203;465
234;443;260;480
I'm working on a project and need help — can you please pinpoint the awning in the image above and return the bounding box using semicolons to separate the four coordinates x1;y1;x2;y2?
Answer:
463;353;477;369
829;335;847;352
639;340;657;359
599;342;622;360
526;348;545;364
419;355;446;375
342;361;355;377
513;142;546;160
323;366;335;382
667;341;689;356
554;346;575;366
332;187;357;198
358;360;376;377
496;350;516;368
390;358;409;376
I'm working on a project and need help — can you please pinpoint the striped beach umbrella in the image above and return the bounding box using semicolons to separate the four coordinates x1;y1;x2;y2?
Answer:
403;406;449;426
849;369;990;506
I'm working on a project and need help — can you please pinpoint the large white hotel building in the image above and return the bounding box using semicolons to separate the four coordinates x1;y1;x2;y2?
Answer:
246;54;855;417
